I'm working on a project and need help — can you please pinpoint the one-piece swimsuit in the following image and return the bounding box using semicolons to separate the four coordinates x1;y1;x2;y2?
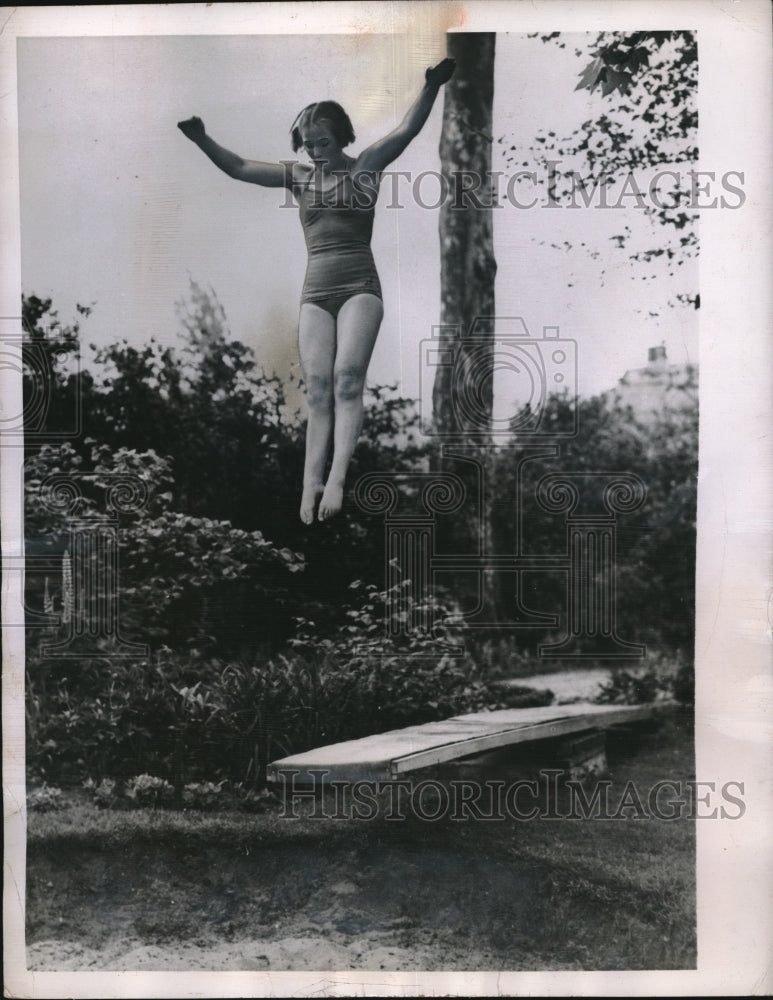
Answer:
295;167;382;318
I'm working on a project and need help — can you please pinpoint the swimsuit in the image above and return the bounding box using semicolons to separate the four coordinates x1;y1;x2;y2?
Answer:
303;292;357;320
295;169;382;318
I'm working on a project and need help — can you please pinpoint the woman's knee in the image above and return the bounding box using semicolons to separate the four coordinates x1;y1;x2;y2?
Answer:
334;365;366;403
306;373;334;411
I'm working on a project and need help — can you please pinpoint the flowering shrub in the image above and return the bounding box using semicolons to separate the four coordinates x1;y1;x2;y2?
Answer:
83;775;233;811
125;773;175;807
27;784;64;812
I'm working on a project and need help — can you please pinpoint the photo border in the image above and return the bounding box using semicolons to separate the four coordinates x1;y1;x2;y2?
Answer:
3;2;772;996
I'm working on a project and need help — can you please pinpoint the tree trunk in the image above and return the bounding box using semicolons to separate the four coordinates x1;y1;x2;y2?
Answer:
430;34;498;622
433;33;497;439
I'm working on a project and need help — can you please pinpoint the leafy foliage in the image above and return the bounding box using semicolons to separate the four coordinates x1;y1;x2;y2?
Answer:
22;287;696;795
25;441;305;652
490;381;698;653
26;784;66;812
593;651;694;706
22;286;429;653
82;775;235;811
26;576;552;791
124;773;175;807
508;32;698;304
21;295;88;455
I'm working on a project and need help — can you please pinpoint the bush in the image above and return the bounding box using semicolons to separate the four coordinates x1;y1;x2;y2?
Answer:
24;442;306;655
83;777;119;809
181;781;227;811
27;784;65;812
125;774;175;807
593;651;694;706
463;635;547;678
27;579;553;792
671;657;695;707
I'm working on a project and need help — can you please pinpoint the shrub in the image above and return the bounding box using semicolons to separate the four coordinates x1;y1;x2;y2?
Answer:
83;775;235;811
463;635;546;678
83;777;120;809
237;787;279;814
671;657;695;707
26;579;553;792
125;774;175;807
181;781;227;811
24;442;306;656
593;651;694;706
595;668;660;705
27;784;65;812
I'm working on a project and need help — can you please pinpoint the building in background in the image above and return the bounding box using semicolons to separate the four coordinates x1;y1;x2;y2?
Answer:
603;345;698;425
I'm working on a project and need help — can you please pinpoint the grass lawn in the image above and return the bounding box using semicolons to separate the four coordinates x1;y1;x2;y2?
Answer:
26;712;695;971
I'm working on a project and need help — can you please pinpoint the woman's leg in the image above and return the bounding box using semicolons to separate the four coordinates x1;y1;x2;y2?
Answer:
298;303;337;524
319;293;384;521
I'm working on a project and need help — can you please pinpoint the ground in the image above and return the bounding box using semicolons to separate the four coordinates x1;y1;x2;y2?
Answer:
25;712;696;972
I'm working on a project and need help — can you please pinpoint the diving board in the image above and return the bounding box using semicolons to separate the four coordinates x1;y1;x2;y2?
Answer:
266;700;675;786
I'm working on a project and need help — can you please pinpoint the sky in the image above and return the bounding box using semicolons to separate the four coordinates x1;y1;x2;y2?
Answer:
17;30;699;419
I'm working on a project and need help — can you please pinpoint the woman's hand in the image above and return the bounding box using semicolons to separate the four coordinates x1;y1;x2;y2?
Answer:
177;116;206;142
425;58;456;88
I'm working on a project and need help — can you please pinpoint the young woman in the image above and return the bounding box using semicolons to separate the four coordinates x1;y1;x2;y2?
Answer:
178;57;455;523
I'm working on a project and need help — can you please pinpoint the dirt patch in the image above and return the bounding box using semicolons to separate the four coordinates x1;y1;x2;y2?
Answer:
27;935;501;972
27;836;563;971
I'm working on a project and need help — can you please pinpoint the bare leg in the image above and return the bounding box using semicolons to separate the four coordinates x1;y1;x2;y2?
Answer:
319;294;383;521
298;303;336;524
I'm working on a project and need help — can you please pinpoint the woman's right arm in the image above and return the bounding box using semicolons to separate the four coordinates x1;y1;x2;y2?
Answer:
177;116;295;188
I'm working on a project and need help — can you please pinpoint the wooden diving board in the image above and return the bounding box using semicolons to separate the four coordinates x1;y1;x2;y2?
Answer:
266;700;675;786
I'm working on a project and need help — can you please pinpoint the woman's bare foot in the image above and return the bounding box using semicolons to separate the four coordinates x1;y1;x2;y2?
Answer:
300;483;324;524
318;481;344;521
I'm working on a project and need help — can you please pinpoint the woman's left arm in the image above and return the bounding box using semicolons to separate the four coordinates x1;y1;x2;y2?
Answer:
353;59;455;174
